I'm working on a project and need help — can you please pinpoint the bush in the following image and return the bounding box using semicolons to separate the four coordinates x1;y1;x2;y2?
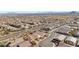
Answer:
0;41;11;47
0;42;5;47
41;27;50;31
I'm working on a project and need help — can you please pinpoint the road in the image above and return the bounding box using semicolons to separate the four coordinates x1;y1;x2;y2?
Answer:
0;22;68;47
0;24;47;41
38;24;68;47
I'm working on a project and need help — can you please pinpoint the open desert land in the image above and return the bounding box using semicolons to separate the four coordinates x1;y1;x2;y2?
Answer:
0;13;79;47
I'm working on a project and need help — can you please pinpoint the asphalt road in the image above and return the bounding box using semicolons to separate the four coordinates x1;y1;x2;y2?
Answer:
38;24;68;47
0;22;68;47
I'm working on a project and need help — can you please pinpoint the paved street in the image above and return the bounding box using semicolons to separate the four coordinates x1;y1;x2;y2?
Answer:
38;24;68;47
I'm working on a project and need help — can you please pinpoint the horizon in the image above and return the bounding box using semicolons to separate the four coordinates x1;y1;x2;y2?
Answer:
0;11;78;13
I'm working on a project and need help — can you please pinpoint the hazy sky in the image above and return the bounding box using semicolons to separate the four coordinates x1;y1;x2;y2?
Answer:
0;0;79;12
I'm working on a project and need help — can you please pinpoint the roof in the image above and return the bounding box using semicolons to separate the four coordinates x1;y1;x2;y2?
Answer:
65;36;77;43
71;29;79;37
56;25;72;34
54;33;66;41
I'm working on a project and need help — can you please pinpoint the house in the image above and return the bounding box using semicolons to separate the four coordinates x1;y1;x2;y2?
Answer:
56;25;73;35
64;36;77;46
71;29;79;37
54;33;67;42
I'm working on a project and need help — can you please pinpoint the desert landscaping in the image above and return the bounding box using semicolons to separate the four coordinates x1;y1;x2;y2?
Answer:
0;13;79;47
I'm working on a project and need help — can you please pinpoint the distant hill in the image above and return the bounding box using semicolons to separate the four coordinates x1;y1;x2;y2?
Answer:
0;11;79;16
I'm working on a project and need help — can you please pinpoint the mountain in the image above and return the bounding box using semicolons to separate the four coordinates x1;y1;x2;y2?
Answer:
0;11;79;16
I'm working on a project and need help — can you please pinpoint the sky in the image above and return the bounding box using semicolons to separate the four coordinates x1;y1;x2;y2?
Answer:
0;0;79;12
